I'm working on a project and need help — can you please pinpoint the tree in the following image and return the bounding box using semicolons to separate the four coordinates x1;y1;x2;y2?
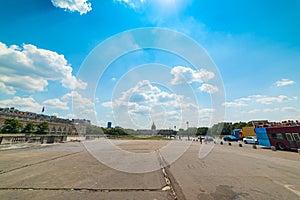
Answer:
22;122;35;133
209;122;231;136
2;118;23;133
36;122;49;134
246;121;254;126
105;127;127;136
196;127;208;136
86;125;104;134
232;121;248;129
221;123;233;135
176;128;186;136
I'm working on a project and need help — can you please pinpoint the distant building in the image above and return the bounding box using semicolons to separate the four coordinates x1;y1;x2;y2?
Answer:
107;122;112;129
157;129;174;136
0;107;90;135
151;122;156;131
136;122;175;136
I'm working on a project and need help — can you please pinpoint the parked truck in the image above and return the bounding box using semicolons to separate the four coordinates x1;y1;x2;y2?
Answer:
232;129;242;139
239;126;256;139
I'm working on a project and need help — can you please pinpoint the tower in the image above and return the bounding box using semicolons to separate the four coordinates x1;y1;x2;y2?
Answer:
151;122;156;131
107;122;112;129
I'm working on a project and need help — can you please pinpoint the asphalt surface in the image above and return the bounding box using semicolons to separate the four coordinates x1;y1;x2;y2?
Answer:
0;139;299;200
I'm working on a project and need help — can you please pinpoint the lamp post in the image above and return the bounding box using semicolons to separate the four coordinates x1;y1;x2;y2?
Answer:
186;121;189;141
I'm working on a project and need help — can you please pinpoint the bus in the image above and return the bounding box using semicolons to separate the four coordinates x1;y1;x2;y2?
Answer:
255;126;300;150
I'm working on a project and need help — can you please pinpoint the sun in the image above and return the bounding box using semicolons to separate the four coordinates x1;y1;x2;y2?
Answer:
160;0;178;6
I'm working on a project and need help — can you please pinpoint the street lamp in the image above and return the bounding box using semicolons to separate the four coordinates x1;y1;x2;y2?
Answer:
186;121;189;141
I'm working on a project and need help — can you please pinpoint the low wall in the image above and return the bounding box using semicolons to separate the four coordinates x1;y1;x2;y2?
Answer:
66;136;86;142
0;135;104;145
0;135;67;145
85;135;105;140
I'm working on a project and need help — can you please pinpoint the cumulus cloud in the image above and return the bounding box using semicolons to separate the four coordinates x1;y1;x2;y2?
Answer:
43;98;69;110
0;91;97;121
51;0;92;15
0;82;16;95
275;78;295;87
62;91;94;110
171;66;215;85
102;80;216;129
0;96;42;112
115;80;183;107
42;91;96;121
103;80;185;128
0;42;87;94
199;83;219;94
114;80;183;111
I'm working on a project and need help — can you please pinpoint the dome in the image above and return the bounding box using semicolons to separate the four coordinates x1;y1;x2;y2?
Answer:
151;122;156;130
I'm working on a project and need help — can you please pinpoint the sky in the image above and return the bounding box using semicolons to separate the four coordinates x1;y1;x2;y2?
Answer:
0;0;300;129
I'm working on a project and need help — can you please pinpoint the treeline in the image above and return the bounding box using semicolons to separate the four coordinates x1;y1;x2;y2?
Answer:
176;121;253;136
86;121;253;137
209;121;253;136
86;125;128;136
55;120;255;136
0;118;49;134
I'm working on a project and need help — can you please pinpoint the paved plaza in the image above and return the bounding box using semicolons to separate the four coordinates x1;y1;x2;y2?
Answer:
0;140;299;200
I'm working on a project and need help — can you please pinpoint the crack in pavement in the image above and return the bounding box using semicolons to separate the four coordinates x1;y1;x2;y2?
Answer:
0;187;165;192
0;151;83;175
156;150;186;200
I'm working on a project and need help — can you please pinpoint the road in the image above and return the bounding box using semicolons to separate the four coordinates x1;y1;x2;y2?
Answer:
0;139;299;200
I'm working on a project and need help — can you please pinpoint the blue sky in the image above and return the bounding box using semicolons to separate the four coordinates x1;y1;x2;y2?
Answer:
0;0;299;129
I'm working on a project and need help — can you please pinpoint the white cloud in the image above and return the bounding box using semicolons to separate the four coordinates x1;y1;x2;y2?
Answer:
102;80;217;129
223;94;294;108
199;108;215;114
115;80;183;111
0;42;87;94
223;101;248;107
114;0;146;11
0;96;42;112
80;109;97;116
281;107;298;112
275;78;295;87
59;91;97;122
238;97;251;101
108;80;185;128
62;91;94;110
43;98;69;110
254;95;289;104
263;108;280;113
246;109;260;114
114;80;183;108
171;66;215;85
0;82;16;95
51;0;92;15
102;102;113;107
223;97;251;107
199;83;219;94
